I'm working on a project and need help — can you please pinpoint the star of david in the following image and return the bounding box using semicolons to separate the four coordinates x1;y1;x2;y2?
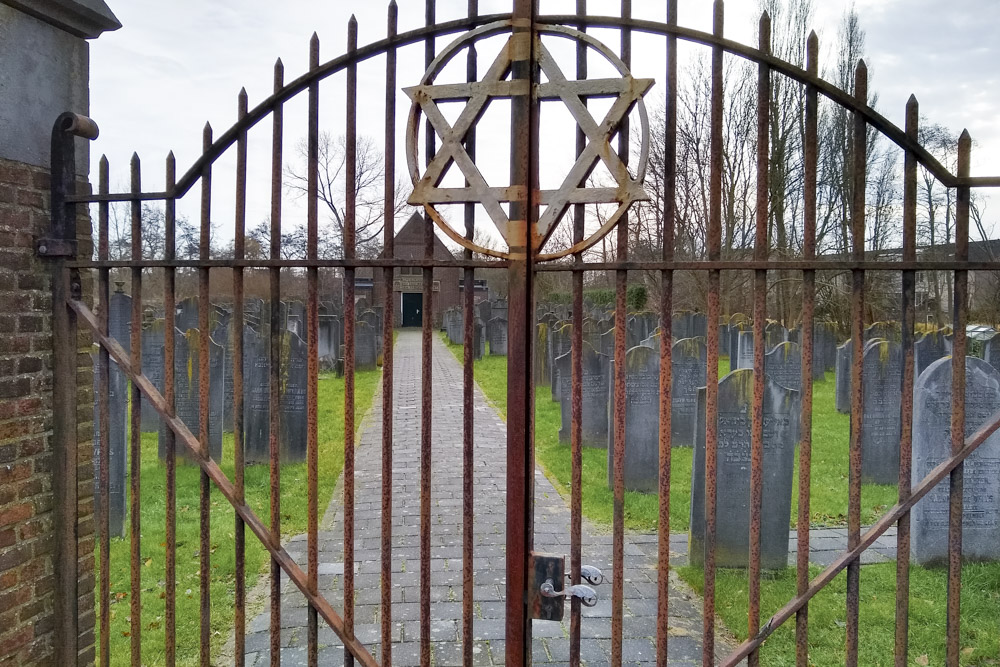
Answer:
405;30;653;256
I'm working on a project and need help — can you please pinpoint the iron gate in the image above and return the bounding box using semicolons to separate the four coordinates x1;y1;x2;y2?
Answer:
44;0;1000;665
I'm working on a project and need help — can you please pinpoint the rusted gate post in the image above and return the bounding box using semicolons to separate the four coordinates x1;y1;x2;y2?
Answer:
505;0;537;664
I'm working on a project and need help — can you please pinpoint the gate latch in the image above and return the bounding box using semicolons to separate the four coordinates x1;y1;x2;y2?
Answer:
528;552;603;621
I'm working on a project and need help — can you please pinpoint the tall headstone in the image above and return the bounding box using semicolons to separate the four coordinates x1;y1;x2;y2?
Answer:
671;337;707;448
689;370;800;569
535;321;552;386
835;340;852;414
549;323;572;402
912;357;1000;565
557;345;610;447
473;319;485;360
764;322;787;351
355;320;378;371
175;297;199;333
983;333;1000;373
914;331;948;380
737;331;754;371
158;329;223;462
729;323;748;372
860;341;903;484
280;333;308;461
765;341;802;392
718;322;731;357
488;317;508;356
607;346;660;492
245;329;271;464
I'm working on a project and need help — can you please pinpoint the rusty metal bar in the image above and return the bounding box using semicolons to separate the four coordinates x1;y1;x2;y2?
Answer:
795;30;819;667
164;152;178;667
747;14;770;667
97;155;110;667
845;60;868;667
656;2;677;665
610;2;631;665
233;90;248;667
306;32;321;667
506;1;536;663
702;3;724;664
381;5;398;666
345;17;359;667
894;94;918;667
570;2;587;665
129;153;143;665
198;122;213;667
71;258;509;270
462;2;478;666
720;402;1000;665
946;130;971;666
269;59;285;667
419;3;435;665
71;298;381;666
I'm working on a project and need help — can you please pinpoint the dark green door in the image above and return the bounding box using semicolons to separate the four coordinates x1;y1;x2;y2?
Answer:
402;292;422;327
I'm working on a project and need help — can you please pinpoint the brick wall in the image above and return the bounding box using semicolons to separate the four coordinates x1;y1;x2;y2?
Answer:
0;157;95;666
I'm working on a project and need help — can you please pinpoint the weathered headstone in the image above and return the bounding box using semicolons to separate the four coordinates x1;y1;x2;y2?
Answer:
719;322;731;357
355;320;377;371
689;370;800;569
549;323;572;402
175;297;199;333
244;330;271;464
280;333;308;461
535;321;552;386
764;322;787;351
487;317;508;356
765;341;802;392
607;346;660;492
860;340;902;484
139;319;165;432
671;337;707;448
729;323;748;372
983;333;1000;373
914;330;948;380
158;329;223;462
473;319;485;360
835;339;852;414
737;331;754;371
557;345;609;447
92;350;126;537
912;356;1000;565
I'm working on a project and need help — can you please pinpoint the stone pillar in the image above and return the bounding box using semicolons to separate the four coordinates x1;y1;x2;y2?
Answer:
0;2;119;665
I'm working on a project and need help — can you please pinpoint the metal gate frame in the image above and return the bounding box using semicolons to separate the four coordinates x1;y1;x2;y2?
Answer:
43;1;1000;666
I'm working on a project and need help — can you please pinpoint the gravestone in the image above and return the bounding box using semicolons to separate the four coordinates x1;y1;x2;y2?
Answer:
92;350;126;537
355;321;378;371
139;319;165;432
245;329;271;464
765;341;802;392
914;331;948;380
535;321;552;386
175;297;199;333
473;319;485;360
549;323;572;402
607;346;660;492
671;337;707;448
318;315;337;361
158;329;223;462
280;333;308;461
729;323;748;372
983;333;1000;373
737;331;754;371
811;322;832;380
835;340;852;414
491;299;508;323
599;328;615;358
689;370;800;569
764;322;787;351
691;312;708;339
557;345;609;447
912;357;1000;565
488;317;508;356
860;341;903;484
719;322;731;357
478;299;492;325
787;327;800;345
672;311;693;340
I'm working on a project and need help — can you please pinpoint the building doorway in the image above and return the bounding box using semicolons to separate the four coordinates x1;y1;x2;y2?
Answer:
401;292;423;327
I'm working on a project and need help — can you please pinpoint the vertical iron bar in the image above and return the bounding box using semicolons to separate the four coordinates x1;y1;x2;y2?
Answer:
421;3;435;665
506;0;536;663
656;2;678;665
97;156;110;667
382;4;398;666
747;14;770;667
845;60;868;667
129;153;143;666
164;152;178;667
946;131;971;666
269;60;285;667
344;18;359;667
306;33;321;667
570;2;587;665
462;2;478;666
702;3;725;664
198;122;213;667
611;2;631;665
795;30;819;667
894;95;918;667
233;90;248;667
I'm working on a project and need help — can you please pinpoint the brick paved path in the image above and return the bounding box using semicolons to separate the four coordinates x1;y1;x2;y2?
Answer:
238;330;743;665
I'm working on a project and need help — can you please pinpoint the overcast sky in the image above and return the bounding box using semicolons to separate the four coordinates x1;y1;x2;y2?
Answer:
88;0;1000;248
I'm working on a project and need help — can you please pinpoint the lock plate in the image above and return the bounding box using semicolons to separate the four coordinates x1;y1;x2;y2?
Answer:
528;552;565;621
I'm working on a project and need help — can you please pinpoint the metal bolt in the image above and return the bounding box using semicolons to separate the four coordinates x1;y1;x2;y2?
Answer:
39;244;47;254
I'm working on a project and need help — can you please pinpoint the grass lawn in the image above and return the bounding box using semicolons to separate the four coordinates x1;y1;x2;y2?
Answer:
442;334;1000;665
98;369;380;666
